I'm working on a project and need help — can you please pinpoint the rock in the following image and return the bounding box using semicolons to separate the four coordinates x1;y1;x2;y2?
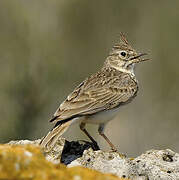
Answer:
8;139;41;145
69;148;179;180
8;138;99;165
6;139;179;179
61;140;100;165
0;143;124;180
8;138;65;164
134;149;179;180
68;148;139;179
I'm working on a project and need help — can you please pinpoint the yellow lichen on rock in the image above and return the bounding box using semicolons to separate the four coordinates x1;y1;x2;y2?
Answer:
0;144;127;180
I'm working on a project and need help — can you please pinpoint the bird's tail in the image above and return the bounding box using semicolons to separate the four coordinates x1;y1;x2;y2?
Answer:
39;121;72;151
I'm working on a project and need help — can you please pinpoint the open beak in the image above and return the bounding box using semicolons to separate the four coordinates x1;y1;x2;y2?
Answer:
130;53;147;60
125;53;150;67
129;53;150;64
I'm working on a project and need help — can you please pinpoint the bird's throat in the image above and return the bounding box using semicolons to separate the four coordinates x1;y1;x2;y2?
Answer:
106;60;135;76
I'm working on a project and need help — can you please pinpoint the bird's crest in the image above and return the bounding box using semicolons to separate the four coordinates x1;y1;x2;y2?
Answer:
112;32;133;51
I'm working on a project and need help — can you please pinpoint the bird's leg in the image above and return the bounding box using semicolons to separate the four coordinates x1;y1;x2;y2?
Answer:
79;122;99;149
98;123;117;152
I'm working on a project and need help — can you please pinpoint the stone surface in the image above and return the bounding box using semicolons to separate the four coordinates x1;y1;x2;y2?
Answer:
61;140;100;165
68;148;139;179
8;138;99;165
0;143;124;180
69;148;179;180
6;139;179;180
8;139;41;145
8;138;65;164
134;149;179;180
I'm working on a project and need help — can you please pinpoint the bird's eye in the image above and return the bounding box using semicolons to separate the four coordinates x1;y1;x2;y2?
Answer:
120;51;126;57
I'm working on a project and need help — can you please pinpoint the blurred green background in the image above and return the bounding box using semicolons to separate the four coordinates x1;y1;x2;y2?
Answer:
0;0;179;156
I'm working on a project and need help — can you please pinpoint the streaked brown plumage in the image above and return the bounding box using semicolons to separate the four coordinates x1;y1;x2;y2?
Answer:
40;33;149;151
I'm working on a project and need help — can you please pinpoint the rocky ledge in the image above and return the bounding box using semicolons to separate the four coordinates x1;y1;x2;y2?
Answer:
1;138;179;180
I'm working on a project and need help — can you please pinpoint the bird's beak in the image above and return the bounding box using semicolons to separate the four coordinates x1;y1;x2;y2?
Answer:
130;53;147;60
126;53;150;67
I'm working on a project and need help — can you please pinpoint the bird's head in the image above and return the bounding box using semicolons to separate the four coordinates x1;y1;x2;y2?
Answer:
105;33;149;74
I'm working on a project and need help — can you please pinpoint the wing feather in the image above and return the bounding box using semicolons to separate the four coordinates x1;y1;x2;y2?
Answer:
51;71;137;123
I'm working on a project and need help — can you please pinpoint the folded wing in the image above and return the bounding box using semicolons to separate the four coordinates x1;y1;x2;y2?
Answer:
51;72;137;124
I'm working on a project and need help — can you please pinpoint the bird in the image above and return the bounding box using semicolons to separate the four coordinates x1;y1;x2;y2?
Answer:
40;33;149;152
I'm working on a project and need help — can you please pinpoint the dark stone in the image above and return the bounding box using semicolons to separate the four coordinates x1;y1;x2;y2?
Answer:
162;154;173;162
167;171;171;174
60;140;100;165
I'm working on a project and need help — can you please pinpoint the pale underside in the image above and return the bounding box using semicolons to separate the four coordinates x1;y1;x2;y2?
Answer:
71;106;121;126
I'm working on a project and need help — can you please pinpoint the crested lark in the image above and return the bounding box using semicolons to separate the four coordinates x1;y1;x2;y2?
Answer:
40;33;149;151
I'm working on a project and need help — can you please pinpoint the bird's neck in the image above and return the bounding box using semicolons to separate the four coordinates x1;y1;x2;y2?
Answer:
103;58;136;78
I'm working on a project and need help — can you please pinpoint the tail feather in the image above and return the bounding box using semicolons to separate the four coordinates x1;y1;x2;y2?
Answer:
39;121;72;151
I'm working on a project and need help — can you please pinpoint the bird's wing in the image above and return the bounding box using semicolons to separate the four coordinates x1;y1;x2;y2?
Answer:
50;72;137;123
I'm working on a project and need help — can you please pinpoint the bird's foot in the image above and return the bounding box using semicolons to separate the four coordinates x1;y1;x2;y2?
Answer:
109;147;126;158
79;140;100;151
